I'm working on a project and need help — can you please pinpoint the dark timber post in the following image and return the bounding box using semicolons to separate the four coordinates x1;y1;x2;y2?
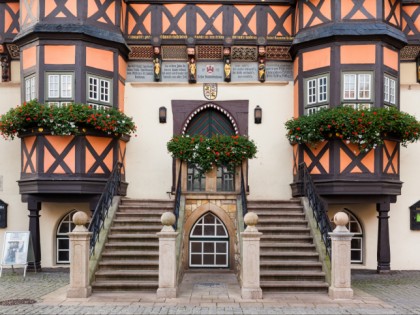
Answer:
28;198;42;270
376;200;391;273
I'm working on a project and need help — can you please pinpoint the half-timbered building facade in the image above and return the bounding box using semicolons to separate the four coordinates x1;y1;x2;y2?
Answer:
1;0;420;292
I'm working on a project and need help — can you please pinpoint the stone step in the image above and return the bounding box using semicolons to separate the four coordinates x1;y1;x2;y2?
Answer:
116;208;168;215
110;226;162;233
260;270;326;282
105;242;158;250
92;280;158;292
258;226;311;234
260;281;329;293
251;212;306;219
107;233;158;241
101;250;158;259
260;251;319;261
260;260;323;271
257;218;308;227
260;235;313;243
98;259;159;270
95;270;158;281
260;242;316;249
113;218;162;224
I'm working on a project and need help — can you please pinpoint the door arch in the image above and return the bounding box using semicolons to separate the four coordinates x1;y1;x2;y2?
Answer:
189;212;229;268
185;107;236;137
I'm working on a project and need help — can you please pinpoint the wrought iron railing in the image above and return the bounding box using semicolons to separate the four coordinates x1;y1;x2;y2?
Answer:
240;166;248;228
88;162;123;256
298;163;332;257
173;161;182;230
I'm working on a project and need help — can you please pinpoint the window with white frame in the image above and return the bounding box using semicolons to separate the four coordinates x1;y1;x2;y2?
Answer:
305;74;329;115
342;72;373;108
46;72;74;106
87;74;112;108
24;75;36;102
384;75;397;107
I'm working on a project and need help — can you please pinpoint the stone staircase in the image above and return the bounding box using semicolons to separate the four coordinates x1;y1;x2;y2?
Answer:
92;199;173;291
248;200;329;293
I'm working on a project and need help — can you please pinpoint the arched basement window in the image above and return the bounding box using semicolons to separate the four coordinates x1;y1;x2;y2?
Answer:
331;209;364;263
189;213;229;268
56;210;80;264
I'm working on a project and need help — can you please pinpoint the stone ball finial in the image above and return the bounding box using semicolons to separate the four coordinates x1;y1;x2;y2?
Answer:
71;211;89;232
160;212;176;233
244;212;259;227
73;211;89;226
334;212;349;227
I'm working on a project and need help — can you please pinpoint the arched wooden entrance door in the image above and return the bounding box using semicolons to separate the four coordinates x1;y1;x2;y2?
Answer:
185;108;236;192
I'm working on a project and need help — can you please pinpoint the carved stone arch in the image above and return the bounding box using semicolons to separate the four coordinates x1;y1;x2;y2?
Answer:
182;202;237;270
181;103;239;135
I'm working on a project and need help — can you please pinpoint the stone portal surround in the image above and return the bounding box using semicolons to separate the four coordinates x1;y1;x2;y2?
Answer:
181;195;240;273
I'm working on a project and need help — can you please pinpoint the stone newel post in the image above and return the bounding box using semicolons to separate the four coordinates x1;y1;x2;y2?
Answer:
241;212;263;299
329;212;354;300
157;212;179;298
67;211;92;298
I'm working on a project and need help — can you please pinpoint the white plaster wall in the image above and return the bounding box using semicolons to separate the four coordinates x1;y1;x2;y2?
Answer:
392;61;420;270
124;82;294;200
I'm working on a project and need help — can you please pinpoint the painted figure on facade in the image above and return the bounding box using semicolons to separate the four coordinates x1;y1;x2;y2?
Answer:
153;57;161;81
1;56;9;82
258;59;266;82
189;58;197;83
224;59;231;82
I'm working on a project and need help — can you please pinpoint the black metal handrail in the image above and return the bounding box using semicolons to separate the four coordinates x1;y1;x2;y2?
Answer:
88;162;123;256
173;160;182;230
298;163;332;257
240;165;248;228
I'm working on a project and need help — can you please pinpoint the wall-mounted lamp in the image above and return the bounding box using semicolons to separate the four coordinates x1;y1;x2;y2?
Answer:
254;105;262;124
159;106;167;123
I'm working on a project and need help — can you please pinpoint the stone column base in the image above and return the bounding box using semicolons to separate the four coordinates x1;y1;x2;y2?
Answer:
241;287;262;299
157;287;178;298
67;286;92;298
329;287;353;300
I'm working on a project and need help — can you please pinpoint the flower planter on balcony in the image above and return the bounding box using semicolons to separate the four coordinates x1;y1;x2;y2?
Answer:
18;129;129;197
291;139;402;201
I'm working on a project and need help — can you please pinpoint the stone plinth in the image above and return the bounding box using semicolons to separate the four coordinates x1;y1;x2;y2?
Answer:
241;212;263;299
157;212;179;298
67;211;92;298
328;212;354;300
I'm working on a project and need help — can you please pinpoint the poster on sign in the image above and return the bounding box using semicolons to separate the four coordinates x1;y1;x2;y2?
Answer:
0;231;35;277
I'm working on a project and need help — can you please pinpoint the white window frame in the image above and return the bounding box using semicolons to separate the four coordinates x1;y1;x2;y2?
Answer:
305;74;329;115
87;74;112;107
384;75;397;106
342;72;373;107
25;75;36;102
46;72;74;106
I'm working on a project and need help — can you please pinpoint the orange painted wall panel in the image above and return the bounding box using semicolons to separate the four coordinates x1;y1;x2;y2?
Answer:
340;45;376;64
294;81;299;118
118;55;127;80
22;46;37;70
23;136;37;173
384;0;400;26
196;5;223;34
44;45;75;65
303;0;331;28
302;48;330;72
45;0;77;18
5;3;19;34
342;0;376;19
119;81;125;111
128;4;151;34
234;5;256;35
383;47;398;71
267;6;291;36
403;6;420;35
86;47;114;72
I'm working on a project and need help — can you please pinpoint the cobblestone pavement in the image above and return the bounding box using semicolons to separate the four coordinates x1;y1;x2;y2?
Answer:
0;268;419;314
